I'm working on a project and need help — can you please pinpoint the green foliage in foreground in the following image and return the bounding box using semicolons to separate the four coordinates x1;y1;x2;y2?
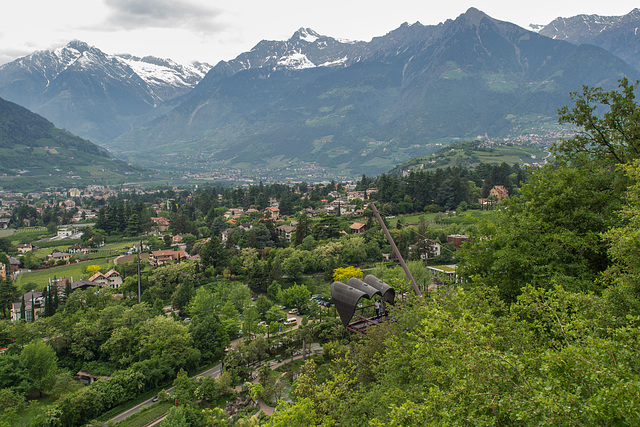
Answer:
268;79;640;426
270;286;640;426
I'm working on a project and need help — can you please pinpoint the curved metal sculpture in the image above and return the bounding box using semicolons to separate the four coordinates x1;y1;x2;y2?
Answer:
330;275;397;333
346;277;382;300
363;274;395;305
330;281;369;326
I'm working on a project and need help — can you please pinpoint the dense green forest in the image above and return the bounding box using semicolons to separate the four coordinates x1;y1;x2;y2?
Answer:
266;78;640;425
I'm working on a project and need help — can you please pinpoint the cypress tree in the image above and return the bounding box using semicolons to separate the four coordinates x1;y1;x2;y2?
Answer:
65;279;72;301
42;287;50;317
53;284;59;312
20;295;25;321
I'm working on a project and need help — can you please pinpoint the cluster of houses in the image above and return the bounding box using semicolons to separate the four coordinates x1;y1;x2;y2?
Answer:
301;190;373;218
2;180;505;325
9;269;123;322
0;185;181;229
217;194;373;244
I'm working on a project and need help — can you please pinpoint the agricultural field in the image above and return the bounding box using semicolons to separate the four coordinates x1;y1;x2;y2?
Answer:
8;227;50;245
385;209;495;228
0;228;14;238
390;140;550;176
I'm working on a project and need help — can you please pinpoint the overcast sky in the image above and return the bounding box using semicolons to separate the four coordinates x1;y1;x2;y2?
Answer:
1;1;638;66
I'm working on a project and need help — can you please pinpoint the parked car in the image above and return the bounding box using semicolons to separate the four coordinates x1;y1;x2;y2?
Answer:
284;318;297;326
288;308;298;315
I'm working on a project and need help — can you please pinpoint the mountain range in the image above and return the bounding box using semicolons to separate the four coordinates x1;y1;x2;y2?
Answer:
1;8;639;182
535;8;640;70
106;8;638;178
0;41;210;143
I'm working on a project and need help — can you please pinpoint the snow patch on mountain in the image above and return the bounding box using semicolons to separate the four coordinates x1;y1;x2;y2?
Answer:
277;52;315;69
122;58;185;86
320;56;348;67
117;55;211;88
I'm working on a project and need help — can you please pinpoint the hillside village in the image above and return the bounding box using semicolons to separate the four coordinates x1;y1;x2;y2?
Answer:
0;165;511;425
0;163;521;328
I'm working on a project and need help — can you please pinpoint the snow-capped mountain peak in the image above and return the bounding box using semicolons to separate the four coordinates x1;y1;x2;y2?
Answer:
65;40;92;53
116;54;212;90
210;27;369;74
0;41;213;143
0;41;212;102
292;28;321;43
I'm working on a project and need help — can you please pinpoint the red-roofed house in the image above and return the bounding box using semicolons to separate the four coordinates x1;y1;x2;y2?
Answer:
88;269;123;289
265;206;280;220
489;185;509;200
149;250;186;267
350;222;366;234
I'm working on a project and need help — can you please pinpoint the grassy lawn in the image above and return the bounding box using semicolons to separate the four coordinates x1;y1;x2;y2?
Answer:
386;212;440;227
385;210;495;228
429;265;457;272
0;228;15;238
15;258;114;290
33;245;70;258
275;358;306;372
16;395;60;425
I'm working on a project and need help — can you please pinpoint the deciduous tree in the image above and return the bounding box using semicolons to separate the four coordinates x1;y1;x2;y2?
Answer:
20;340;58;397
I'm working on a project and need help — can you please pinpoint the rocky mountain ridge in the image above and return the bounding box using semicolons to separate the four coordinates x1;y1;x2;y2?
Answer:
536;8;640;69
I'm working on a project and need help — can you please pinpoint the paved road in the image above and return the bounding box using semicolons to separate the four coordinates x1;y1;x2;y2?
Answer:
110;364;223;423
110;314;316;423
250;342;324;416
110;345;321;424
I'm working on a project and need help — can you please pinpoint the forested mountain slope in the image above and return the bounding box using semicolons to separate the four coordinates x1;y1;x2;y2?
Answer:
0;96;150;190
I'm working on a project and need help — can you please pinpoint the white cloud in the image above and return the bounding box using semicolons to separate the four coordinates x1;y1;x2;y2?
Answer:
103;0;224;32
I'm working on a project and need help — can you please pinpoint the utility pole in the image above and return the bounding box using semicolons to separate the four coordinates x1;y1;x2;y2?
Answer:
137;240;142;303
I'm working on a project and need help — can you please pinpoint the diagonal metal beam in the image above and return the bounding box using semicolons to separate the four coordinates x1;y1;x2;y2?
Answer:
369;202;424;302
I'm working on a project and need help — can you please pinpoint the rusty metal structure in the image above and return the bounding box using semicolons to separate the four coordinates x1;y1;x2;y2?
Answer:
369;202;423;301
